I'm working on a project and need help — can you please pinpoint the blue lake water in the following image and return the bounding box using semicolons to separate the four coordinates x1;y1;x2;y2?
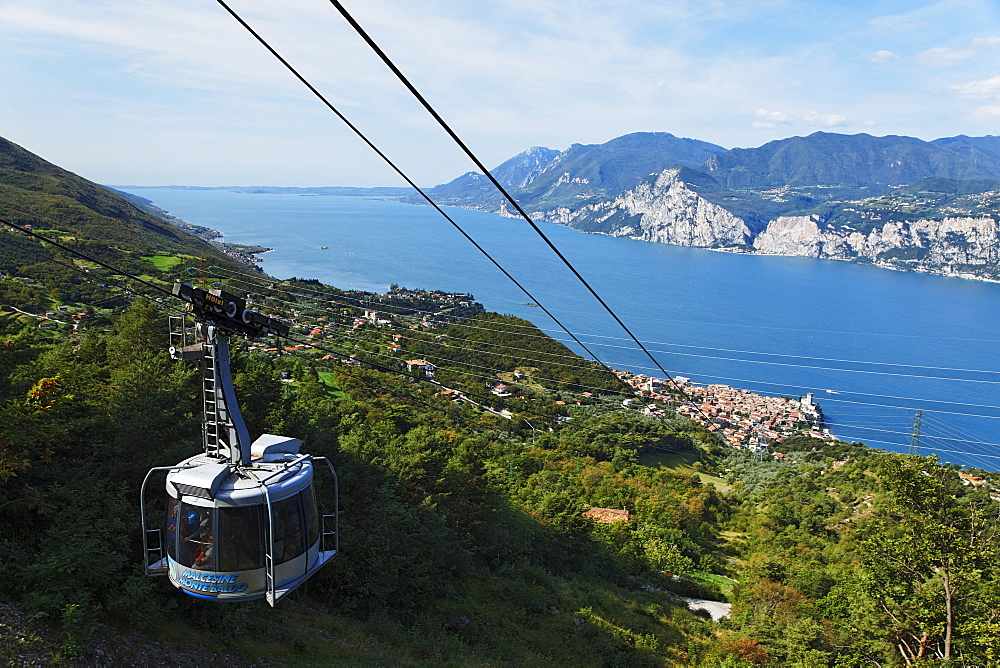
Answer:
128;188;1000;470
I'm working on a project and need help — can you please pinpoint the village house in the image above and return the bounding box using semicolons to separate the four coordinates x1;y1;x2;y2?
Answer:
405;359;436;378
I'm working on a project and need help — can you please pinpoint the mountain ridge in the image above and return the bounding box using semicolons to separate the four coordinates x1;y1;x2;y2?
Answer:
425;131;1000;280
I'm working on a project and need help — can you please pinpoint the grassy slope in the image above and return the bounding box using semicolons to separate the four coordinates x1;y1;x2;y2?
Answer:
639;450;733;493
0;136;244;276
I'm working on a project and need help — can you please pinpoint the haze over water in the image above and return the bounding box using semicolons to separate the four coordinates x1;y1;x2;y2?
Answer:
129;188;1000;470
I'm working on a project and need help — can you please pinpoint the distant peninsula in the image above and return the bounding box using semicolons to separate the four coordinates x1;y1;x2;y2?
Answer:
115;184;415;197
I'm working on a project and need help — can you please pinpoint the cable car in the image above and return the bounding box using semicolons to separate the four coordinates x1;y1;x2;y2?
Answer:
141;282;339;605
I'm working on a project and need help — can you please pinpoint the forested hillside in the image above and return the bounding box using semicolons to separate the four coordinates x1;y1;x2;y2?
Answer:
0;298;731;664
720;439;1000;664
2;136;999;665
3;292;998;665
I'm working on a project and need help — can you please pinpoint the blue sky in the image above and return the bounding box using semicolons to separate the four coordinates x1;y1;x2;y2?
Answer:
1;0;998;186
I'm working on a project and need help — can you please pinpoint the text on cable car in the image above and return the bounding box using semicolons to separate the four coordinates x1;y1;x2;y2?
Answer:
179;570;249;594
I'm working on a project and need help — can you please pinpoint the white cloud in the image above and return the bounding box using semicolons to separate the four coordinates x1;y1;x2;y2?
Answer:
869;13;926;32
914;46;975;67
802;110;848;127
952;75;1000;98
756;108;790;123
754;108;846;128
865;49;900;63
971;104;1000;119
972;36;1000;47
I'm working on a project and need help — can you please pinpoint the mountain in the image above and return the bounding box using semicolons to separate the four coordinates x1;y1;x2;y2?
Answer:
750;177;1000;279
427;131;1000;280
703;131;1000;191
0;137;233;257
421;132;727;212
0;136;246;304
932;134;1000;167
491;145;562;189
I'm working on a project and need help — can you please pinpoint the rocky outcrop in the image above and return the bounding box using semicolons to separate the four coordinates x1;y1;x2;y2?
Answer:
753;215;1000;278
536;169;752;248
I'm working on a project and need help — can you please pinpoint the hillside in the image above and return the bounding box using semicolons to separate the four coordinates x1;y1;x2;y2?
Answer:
703;132;1000;191
0;136;250;313
1;137;999;665
0;136;728;664
428;131;1000;280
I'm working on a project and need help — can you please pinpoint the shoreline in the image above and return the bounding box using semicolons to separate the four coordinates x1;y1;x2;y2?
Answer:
704;246;1000;283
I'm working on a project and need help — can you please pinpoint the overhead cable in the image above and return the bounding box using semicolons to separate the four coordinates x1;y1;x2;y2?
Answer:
203;5;711;431
325;0;699;405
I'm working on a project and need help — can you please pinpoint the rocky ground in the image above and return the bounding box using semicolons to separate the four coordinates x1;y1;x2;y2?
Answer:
0;603;257;667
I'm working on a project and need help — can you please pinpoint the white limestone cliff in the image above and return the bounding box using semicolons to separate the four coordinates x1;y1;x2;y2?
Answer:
754;215;1000;276
537;169;752;247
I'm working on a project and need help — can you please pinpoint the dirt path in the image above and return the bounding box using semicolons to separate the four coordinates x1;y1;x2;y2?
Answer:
679;597;732;622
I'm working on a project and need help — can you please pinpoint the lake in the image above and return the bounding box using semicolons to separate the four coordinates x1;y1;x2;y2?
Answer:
125;187;1000;470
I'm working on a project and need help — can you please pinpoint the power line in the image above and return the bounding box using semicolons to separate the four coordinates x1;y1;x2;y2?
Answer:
279;332;566;425
206;266;611;373
210;0;624;391
211;266;1000;415
2;224;565;427
851;437;1000;463
556;335;1000;385
0;217;725;440
813;418;1000;450
324;0;699;407
610;365;1000;414
187;4;709;434
0;218;175;299
920;414;1000;450
206;269;632;396
554;329;1000;377
202;267;687;423
820;396;1000;421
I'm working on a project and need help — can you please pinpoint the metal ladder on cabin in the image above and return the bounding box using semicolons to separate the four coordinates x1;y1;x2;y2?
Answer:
202;342;222;458
144;527;167;574
169;315;223;458
264;549;276;605
322;514;338;554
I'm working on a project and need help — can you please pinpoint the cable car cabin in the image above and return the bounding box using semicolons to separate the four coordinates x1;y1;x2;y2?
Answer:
144;284;338;605
142;434;339;605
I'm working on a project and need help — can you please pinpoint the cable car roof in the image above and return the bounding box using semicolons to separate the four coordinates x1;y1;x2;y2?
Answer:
167;453;314;508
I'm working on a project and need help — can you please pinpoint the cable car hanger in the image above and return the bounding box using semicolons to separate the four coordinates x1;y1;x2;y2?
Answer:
140;281;339;606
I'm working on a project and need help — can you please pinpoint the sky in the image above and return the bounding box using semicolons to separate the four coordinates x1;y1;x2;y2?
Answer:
1;0;999;187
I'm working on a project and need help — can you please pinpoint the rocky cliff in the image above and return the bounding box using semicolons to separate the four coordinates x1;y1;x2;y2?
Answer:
753;214;1000;279
535;169;752;247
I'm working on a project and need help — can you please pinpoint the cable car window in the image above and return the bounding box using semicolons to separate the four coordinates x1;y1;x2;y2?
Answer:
165;496;179;560
178;502;214;570
300;484;320;549
218;505;265;571
272;496;305;564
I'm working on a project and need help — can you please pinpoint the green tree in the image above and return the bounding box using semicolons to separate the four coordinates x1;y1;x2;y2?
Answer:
859;456;1000;663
